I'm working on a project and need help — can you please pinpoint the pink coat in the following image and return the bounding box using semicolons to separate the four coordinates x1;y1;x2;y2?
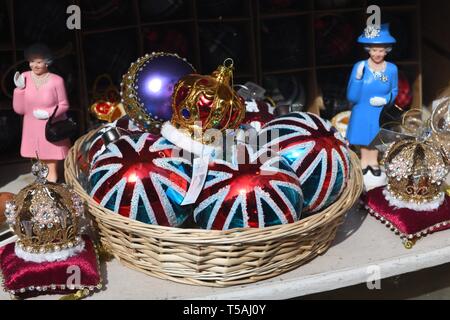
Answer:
13;71;71;160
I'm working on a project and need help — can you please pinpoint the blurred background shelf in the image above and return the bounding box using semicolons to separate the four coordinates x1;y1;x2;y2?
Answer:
0;0;430;165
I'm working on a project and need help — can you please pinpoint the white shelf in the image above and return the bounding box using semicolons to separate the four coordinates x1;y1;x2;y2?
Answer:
2;174;450;300
2;204;450;299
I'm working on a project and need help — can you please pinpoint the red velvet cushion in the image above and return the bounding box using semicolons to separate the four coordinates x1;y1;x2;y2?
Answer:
0;236;101;298
362;186;450;241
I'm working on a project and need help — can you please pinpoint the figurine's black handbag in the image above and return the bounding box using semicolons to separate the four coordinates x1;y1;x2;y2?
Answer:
45;106;77;142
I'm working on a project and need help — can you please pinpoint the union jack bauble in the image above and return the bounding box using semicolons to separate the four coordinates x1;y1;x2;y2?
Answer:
87;116;146;167
77;127;106;182
242;99;275;132
259;112;350;213
114;115;144;134
194;143;303;230
88;132;193;227
86;129;108;166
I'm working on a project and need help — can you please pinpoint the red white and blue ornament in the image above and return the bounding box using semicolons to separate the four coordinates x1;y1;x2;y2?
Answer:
194;143;303;230
77;126;106;177
242;99;275;132
86;128;109;166
88;133;193;227
86;116;145;168
114;115;144;135
259;112;350;213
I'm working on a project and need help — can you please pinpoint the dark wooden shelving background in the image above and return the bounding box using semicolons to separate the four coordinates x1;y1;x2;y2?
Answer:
0;0;422;165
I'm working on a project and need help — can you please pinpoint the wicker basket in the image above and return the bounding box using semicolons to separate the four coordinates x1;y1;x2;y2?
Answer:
65;131;363;287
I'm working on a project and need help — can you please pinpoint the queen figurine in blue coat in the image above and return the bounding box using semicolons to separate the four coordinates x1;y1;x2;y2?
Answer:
346;23;398;189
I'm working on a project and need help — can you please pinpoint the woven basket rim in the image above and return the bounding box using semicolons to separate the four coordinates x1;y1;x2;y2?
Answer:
65;130;363;243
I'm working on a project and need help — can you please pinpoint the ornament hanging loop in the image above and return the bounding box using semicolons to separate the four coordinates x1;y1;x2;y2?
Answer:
212;58;234;85
378;121;407;149
223;58;234;68
431;99;450;136
401;108;428;135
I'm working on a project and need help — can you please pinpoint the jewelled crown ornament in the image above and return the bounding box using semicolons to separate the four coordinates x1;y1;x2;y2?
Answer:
161;58;246;156
1;161;102;299
363;107;450;248
382;137;449;211
91;100;125;123
90;74;126;123
4;160;84;262
363;137;450;248
121;52;196;133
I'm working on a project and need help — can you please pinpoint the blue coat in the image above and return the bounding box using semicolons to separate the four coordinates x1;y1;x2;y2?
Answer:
346;60;398;146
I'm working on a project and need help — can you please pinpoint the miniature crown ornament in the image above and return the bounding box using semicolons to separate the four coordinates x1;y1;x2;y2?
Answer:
4;160;85;262
364;107;450;249
169;58;246;144
90;74;125;123
91;100;125;123
382;138;449;211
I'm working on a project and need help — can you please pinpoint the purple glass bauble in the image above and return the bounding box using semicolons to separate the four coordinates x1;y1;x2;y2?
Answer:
135;54;195;122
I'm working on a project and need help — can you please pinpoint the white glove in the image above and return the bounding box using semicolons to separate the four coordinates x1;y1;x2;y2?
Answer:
355;61;365;80
33;109;50;120
14;72;25;89
369;97;387;107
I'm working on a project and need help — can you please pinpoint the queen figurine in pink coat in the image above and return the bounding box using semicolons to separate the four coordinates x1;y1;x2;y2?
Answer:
13;43;71;182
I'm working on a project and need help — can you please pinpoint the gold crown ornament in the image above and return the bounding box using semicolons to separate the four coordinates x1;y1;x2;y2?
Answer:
3;161;85;262
382;137;449;211
90;74;126;123
90;100;125;123
169;58;246;143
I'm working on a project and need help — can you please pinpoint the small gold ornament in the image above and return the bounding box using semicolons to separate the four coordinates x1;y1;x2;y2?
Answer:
170;58;246;143
90;74;125;122
403;238;416;249
90;100;125;122
4;160;84;259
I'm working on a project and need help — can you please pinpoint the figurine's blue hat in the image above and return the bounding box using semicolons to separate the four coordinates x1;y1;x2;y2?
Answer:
358;23;396;44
